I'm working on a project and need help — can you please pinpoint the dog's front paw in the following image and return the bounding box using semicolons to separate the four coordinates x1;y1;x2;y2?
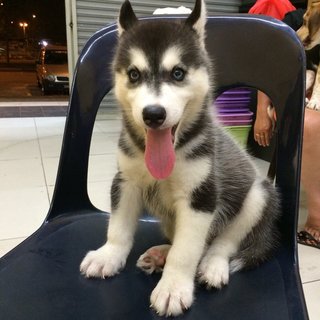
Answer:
198;255;229;289
306;97;320;111
80;244;127;278
150;274;194;317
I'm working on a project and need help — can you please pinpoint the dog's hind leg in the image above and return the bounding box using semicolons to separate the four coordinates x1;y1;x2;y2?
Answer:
136;244;171;274
198;179;268;289
80;173;143;278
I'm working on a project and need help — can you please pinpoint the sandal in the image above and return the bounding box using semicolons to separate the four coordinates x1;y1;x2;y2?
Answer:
297;230;320;249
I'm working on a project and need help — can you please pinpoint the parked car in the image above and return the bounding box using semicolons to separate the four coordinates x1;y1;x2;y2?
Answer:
36;45;69;94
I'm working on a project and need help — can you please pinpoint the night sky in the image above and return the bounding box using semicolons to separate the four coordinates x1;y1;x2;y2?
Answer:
0;0;66;43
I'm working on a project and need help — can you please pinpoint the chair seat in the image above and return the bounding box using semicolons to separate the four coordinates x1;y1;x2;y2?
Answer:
0;212;296;320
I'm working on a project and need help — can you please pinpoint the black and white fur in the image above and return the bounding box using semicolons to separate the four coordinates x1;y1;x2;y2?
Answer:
80;0;280;316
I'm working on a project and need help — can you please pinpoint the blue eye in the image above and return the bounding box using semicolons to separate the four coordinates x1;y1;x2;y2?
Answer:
171;67;185;81
128;68;140;83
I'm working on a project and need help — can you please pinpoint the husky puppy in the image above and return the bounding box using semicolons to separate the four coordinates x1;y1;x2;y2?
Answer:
80;0;280;316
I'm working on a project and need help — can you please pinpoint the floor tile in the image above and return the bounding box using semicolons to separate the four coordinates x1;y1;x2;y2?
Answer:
0;237;26;257
89;132;119;155
0;117;35;128
0;107;20;118
42;157;60;187
36;117;65;159
47;185;54;203
0;139;40;160
0;118;37;140
298;244;320;283
34;117;66;137
0;158;46;191
0;106;68;118
41;106;67;117
94;119;122;134
38;135;64;158
88;154;117;183
298;188;308;228
20;107;44;117
88;180;112;212
95;105;121;120
0;186;49;239
43;153;118;188
303;281;320;320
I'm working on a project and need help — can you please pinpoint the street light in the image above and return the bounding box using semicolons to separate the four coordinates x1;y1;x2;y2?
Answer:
19;22;28;38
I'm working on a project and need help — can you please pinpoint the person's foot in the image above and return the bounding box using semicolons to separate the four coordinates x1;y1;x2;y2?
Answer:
297;229;320;249
305;225;320;242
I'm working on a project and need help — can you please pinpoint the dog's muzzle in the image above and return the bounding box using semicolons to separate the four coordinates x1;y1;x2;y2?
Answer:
143;105;166;129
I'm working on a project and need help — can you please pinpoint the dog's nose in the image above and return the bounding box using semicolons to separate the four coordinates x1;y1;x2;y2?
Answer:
143;105;166;129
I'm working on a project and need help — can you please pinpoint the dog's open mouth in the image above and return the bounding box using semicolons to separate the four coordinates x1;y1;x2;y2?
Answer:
144;125;178;180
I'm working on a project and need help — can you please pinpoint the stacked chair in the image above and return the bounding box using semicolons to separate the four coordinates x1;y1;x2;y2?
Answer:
216;88;253;146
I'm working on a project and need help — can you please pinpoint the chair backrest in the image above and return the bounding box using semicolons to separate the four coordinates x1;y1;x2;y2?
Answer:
48;14;305;259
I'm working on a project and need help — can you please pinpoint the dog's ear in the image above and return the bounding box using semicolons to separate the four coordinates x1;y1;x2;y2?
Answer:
185;0;206;46
118;0;138;36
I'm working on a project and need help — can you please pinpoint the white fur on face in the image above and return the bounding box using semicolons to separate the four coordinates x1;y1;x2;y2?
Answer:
129;47;150;71
114;43;210;132
114;66;210;131
161;46;182;71
123;81;189;129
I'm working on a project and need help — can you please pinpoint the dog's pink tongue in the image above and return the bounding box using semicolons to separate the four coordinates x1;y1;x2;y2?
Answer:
145;128;175;180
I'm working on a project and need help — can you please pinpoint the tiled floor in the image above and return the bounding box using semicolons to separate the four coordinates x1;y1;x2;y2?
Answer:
0;109;319;319
0;105;68;118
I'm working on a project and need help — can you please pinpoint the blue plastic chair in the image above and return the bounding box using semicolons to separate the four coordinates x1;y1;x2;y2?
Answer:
0;15;308;320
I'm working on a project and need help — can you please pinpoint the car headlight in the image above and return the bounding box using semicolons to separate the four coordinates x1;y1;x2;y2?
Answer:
45;74;56;82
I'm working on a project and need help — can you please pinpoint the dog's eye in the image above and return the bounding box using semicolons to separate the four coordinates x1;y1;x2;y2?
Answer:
171;67;185;81
128;69;140;83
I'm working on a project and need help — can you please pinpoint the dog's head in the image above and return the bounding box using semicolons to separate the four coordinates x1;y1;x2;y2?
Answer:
297;3;320;49
113;0;211;179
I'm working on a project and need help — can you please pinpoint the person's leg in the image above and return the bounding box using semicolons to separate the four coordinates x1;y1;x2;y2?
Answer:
301;109;320;242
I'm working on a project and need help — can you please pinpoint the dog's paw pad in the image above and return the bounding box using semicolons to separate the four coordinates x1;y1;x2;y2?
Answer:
80;247;125;279
198;255;230;289
150;276;193;316
136;244;171;274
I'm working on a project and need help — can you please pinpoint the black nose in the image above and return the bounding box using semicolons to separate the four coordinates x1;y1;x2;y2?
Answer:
142;105;166;129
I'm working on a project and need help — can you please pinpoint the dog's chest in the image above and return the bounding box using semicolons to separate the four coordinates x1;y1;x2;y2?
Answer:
142;181;176;217
118;147;213;216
